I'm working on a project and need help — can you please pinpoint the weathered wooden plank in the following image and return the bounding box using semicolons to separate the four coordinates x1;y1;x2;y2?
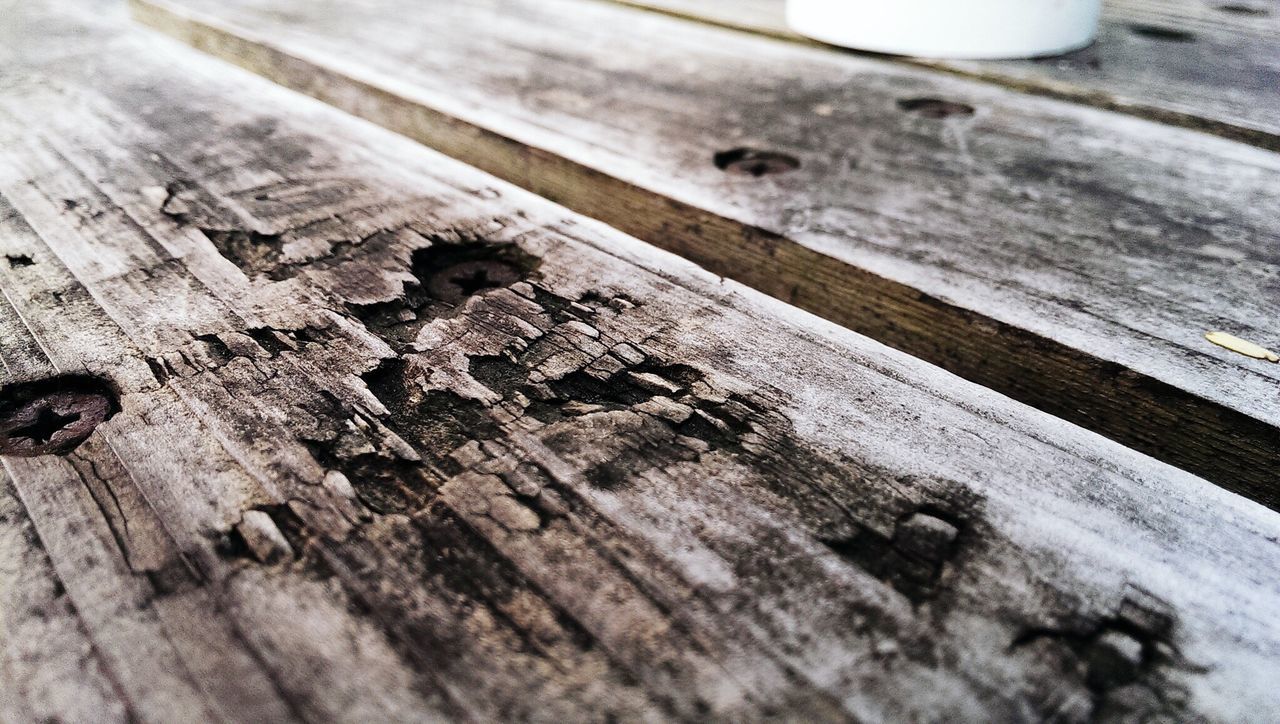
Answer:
0;468;130;723
4;1;1280;721
607;0;1280;148
132;0;1280;505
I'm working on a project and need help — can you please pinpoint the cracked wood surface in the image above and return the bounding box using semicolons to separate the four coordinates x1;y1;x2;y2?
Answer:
132;0;1280;508
605;0;1280;148
3;1;1280;721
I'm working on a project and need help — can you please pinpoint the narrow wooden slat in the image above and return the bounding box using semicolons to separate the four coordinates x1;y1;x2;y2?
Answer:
133;0;1280;506
2;0;1280;720
0;468;131;723
607;0;1280;148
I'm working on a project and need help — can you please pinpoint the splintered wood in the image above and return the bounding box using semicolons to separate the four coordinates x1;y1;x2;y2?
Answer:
1;1;1279;722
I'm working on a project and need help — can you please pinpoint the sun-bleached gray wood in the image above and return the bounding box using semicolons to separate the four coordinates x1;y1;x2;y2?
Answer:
4;0;1280;721
608;0;1280;148
132;0;1280;506
0;470;130;724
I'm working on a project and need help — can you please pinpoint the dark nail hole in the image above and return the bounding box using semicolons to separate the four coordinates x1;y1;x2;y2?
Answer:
0;375;120;457
897;98;975;119
713;148;801;177
5;254;34;268
1216;3;1270;15
1128;24;1197;42
253;193;271;201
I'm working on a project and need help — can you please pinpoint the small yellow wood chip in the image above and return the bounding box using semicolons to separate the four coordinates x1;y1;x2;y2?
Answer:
1205;331;1280;363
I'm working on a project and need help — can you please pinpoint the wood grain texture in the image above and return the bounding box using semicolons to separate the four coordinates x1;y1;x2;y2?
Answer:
0;469;131;723
3;0;1280;720
4;1;1280;721
606;0;1280;148
132;0;1280;506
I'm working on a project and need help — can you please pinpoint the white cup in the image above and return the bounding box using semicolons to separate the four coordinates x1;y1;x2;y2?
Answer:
786;0;1103;60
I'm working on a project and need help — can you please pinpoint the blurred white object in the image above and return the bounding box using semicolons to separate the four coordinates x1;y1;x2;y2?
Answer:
786;0;1103;60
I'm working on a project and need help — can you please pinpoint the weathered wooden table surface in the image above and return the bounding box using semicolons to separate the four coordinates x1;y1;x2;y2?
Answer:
133;0;1280;506
3;0;1279;722
608;0;1280;148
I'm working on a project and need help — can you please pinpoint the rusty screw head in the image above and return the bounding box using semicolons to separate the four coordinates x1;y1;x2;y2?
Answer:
713;147;801;177
0;376;117;457
427;260;522;303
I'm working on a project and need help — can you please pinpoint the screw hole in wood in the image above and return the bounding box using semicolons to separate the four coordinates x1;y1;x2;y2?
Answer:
713;148;800;177
1128;24;1196;42
0;375;120;457
1216;3;1270;15
896;98;975;119
428;259;524;303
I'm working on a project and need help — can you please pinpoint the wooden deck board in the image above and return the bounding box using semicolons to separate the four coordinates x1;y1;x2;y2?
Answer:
133;0;1280;505
3;1;1280;720
606;0;1280;148
0;468;132;723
